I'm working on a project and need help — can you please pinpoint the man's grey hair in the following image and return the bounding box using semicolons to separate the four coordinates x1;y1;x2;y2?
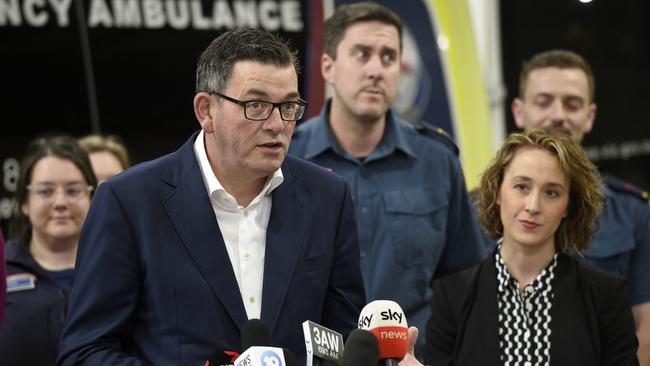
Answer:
196;28;300;94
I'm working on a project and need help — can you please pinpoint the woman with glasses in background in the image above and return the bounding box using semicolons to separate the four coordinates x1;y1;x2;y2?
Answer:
0;135;97;366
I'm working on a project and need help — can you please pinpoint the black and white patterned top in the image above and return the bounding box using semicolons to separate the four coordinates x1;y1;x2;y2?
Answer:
495;247;559;366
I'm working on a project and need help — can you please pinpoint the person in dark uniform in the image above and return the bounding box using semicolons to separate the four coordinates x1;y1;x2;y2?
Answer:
508;49;650;365
0;135;96;366
288;2;484;357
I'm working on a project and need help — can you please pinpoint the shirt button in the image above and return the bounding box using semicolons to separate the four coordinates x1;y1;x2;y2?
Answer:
360;251;367;258
244;252;250;260
361;206;368;213
249;297;255;303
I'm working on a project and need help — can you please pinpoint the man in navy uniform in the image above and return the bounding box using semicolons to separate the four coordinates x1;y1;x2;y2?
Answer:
289;2;484;357
510;49;650;365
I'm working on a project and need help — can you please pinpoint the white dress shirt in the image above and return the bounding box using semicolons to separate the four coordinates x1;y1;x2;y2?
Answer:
194;130;283;319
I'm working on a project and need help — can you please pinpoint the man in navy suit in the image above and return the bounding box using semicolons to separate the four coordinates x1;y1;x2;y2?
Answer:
57;28;365;366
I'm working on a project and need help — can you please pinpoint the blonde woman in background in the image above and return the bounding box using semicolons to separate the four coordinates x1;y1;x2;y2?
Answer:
424;129;638;365
78;134;130;183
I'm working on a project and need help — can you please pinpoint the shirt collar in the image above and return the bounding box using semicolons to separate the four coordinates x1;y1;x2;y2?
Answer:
377;110;418;159
494;243;559;294
303;99;418;160
194;130;284;201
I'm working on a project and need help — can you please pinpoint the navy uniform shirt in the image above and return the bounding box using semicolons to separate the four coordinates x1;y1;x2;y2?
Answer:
0;239;72;366
289;101;484;356
583;175;650;306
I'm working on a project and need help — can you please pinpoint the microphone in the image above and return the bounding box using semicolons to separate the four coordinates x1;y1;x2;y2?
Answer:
234;346;286;366
302;320;344;366
342;329;379;366
204;348;241;366
241;319;273;350
357;300;409;366
234;319;289;366
282;348;299;366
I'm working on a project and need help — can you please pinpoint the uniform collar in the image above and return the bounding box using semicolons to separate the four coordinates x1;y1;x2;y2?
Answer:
5;238;56;281
494;244;559;294
303;99;418;160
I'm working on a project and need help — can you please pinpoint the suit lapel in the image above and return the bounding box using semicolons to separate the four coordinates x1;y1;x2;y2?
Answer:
162;133;247;329
261;158;310;332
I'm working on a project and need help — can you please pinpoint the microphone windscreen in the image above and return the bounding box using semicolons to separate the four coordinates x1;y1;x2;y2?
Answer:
234;346;285;366
358;300;408;361
241;319;272;350
282;348;299;366
204;348;241;366
342;329;379;366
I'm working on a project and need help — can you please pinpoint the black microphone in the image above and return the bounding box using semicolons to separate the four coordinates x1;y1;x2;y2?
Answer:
282;348;299;366
233;319;288;366
342;329;380;366
204;348;241;366
241;318;273;350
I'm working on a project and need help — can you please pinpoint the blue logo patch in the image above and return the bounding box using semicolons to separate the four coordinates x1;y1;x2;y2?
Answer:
260;349;283;366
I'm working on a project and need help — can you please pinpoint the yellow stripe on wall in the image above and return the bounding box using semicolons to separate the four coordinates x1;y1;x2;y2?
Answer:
427;0;493;189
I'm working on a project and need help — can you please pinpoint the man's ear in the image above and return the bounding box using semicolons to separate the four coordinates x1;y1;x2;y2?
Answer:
321;53;335;85
512;98;525;130
194;92;215;133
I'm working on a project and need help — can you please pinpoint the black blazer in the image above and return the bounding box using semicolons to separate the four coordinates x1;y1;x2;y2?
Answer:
424;253;638;366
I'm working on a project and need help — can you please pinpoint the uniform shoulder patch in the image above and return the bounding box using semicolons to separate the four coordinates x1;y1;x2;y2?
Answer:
603;174;650;204
412;120;459;156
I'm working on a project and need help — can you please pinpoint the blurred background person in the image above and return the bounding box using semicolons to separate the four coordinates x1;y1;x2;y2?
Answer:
0;135;97;366
425;129;638;365
510;50;650;365
78;134;130;183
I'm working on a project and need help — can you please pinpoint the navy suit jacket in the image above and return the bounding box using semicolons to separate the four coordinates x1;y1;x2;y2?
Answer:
57;132;366;366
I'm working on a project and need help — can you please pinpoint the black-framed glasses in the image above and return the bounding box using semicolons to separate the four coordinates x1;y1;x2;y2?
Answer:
211;92;308;122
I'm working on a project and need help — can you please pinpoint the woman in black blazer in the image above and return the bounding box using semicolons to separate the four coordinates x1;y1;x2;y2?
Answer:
423;129;638;366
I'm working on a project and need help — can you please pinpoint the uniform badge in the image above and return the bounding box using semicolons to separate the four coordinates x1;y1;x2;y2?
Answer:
7;273;37;292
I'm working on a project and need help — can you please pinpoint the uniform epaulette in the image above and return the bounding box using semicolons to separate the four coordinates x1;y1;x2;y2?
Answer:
603;174;650;204
412;120;459;156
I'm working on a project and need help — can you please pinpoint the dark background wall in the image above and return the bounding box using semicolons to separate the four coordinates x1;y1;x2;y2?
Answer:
2;0;649;234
